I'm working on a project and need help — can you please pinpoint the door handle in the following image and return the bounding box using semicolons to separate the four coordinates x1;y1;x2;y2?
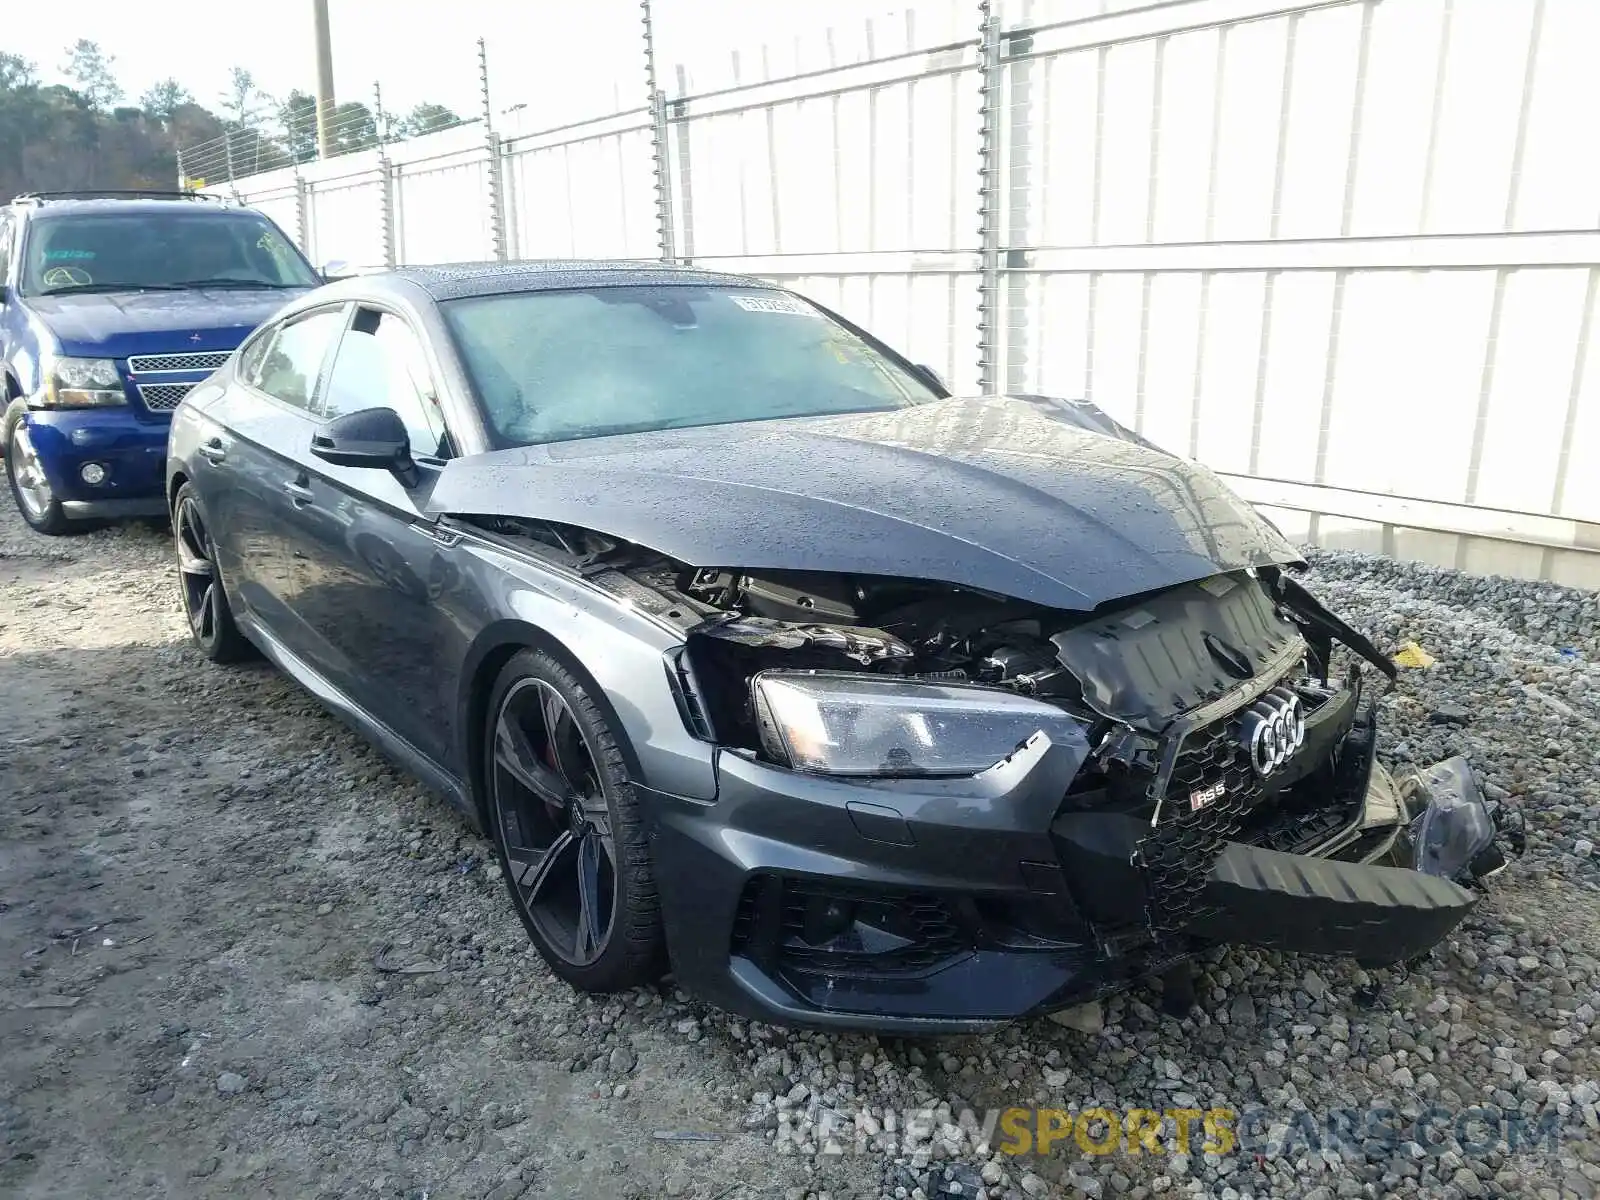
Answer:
197;437;227;464
283;478;315;506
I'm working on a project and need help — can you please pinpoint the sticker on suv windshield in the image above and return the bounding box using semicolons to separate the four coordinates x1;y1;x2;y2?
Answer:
731;295;815;316
44;249;96;261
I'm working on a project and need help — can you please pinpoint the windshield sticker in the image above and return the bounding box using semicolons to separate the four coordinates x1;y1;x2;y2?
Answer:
44;249;95;262
41;265;93;288
731;295;816;316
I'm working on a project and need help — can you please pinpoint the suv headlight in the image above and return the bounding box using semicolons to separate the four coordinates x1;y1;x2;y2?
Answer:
35;357;127;409
752;671;1088;777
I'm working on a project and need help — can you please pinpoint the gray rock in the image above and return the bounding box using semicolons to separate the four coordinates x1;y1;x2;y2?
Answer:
1047;1001;1104;1034
1302;971;1328;1001
216;1072;247;1095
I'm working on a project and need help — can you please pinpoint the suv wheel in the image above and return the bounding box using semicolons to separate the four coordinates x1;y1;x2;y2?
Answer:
4;406;76;536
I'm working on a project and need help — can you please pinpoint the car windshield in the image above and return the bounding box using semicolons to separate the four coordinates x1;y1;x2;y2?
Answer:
442;286;941;447
19;210;319;295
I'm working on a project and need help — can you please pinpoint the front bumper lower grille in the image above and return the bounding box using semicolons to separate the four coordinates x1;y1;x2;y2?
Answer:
136;382;195;412
731;876;967;978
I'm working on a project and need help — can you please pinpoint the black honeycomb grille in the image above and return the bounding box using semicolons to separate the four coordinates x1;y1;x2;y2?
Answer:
1135;717;1262;932
730;877;968;978
1166;719;1258;809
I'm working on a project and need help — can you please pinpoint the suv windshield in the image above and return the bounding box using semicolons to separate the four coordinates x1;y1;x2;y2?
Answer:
443;286;941;447
19;210;319;296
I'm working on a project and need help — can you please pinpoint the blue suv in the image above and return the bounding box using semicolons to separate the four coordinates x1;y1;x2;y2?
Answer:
0;191;319;534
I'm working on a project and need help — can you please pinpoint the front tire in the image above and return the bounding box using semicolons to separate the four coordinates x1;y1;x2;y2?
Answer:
4;408;76;536
484;649;665;992
173;482;254;663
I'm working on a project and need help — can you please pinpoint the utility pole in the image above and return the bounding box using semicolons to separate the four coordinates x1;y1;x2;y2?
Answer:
313;0;336;159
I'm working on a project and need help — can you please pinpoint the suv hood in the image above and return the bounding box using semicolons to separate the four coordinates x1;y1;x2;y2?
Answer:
429;395;1302;611
26;287;307;358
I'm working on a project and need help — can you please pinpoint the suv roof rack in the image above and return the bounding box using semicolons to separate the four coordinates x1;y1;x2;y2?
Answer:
10;189;226;206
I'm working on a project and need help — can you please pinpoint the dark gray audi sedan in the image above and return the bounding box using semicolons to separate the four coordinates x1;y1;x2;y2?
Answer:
165;261;1492;1032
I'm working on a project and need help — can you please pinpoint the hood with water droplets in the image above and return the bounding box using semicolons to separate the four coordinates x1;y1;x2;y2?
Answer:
428;394;1302;611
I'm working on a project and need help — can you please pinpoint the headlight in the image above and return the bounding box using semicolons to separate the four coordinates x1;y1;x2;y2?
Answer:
752;670;1088;777
35;357;127;409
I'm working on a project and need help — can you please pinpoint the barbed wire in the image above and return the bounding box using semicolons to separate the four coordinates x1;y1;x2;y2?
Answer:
178;92;477;187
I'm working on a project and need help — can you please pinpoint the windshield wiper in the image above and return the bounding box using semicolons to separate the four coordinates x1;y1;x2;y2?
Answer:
35;282;185;295
169;278;304;290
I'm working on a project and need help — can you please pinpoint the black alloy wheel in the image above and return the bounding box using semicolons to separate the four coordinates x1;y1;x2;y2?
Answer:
486;650;663;990
172;483;253;662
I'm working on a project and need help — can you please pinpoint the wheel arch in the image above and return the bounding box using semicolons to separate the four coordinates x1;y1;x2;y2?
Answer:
167;468;190;518
458;618;651;828
2;374;22;448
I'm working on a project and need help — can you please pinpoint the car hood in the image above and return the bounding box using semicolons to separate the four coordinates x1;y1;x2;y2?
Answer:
428;395;1303;611
25;288;307;358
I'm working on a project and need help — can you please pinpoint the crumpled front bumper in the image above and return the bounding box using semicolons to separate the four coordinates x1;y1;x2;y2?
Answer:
1052;761;1477;969
645;721;1482;1033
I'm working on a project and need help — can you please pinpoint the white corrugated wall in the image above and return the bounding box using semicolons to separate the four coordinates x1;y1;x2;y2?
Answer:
213;0;1600;585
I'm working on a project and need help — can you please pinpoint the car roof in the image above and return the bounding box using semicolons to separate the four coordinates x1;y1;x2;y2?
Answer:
18;200;262;221
384;260;782;301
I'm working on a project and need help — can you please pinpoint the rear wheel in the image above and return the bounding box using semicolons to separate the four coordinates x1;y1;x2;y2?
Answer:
173;482;253;662
4;409;76;536
484;650;664;991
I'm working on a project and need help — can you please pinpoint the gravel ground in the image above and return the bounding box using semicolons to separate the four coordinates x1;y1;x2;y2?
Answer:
2;486;1598;1200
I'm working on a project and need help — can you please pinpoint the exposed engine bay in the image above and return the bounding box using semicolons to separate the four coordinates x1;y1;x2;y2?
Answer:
480;514;1398;822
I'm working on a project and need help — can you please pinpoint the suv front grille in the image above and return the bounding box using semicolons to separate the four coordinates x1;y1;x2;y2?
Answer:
128;350;230;374
137;382;194;411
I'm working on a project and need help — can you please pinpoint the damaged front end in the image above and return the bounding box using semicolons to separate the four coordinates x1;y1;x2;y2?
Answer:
481;516;1508;1029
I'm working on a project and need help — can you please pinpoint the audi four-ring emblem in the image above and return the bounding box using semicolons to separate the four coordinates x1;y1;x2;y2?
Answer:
1238;687;1305;776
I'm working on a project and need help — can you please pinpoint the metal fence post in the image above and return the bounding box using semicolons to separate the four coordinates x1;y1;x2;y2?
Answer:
977;3;1003;394
479;38;507;262
375;82;397;268
175;145;187;191
295;175;311;258
673;65;696;263
1002;13;1035;395
643;0;677;263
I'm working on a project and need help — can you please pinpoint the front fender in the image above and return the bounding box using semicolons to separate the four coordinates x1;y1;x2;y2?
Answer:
452;537;718;807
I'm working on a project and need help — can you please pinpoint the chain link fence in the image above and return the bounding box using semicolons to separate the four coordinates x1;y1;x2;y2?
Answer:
182;0;1600;586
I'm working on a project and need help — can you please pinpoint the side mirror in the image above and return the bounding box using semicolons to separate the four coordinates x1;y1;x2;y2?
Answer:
310;407;418;486
319;259;351;282
915;362;948;394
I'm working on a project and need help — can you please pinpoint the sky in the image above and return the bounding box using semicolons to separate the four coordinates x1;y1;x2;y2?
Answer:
5;0;930;130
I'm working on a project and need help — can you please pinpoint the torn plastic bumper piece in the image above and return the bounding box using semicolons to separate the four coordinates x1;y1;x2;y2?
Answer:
1182;841;1477;966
